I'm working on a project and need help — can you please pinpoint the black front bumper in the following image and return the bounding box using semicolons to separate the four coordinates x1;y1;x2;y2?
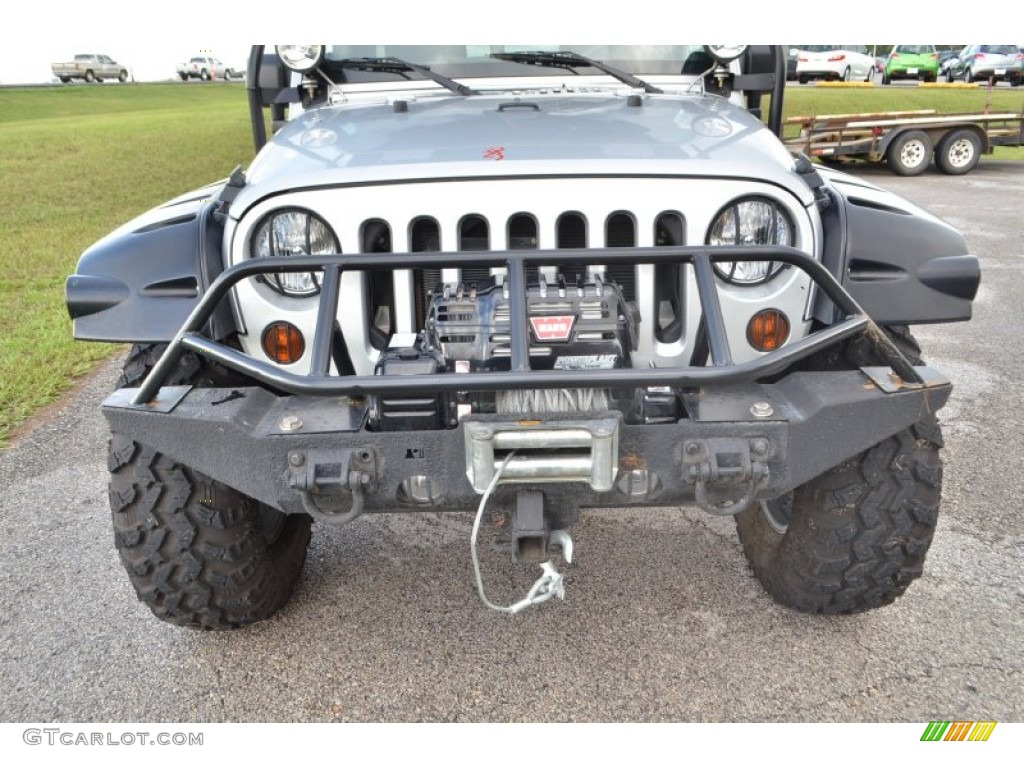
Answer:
103;243;948;516
104;366;950;516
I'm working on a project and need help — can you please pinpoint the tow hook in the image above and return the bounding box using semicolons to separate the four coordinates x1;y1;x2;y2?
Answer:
470;455;574;614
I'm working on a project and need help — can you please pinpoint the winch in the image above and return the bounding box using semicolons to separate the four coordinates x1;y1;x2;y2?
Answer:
368;273;649;430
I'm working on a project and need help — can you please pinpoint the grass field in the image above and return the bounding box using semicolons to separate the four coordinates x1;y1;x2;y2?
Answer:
0;83;256;447
0;81;1021;448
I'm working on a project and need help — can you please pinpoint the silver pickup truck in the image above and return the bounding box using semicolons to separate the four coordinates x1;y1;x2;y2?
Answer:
52;54;129;83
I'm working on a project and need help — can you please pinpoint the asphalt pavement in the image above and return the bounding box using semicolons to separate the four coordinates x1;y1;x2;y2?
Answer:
1;159;1021;723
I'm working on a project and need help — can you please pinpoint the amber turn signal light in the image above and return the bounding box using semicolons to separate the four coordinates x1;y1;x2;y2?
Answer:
261;322;305;364
747;309;790;352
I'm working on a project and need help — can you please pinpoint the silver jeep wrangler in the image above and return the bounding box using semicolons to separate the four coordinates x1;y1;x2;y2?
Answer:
66;45;979;628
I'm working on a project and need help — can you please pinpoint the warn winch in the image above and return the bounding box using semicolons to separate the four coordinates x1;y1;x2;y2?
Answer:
369;274;643;431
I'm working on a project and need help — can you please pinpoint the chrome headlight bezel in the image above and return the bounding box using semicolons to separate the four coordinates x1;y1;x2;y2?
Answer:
706;196;795;286
250;208;339;297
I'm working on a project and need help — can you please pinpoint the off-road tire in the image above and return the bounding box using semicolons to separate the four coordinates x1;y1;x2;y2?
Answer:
109;344;312;629
735;326;943;614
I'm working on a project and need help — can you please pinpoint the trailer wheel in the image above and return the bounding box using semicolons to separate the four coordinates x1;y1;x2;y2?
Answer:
887;130;933;176
935;129;981;175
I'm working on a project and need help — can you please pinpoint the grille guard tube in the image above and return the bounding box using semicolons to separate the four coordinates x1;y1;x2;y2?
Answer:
130;244;920;405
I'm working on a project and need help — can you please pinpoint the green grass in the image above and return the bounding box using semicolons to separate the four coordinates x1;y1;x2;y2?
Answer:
0;82;1021;448
0;83;255;447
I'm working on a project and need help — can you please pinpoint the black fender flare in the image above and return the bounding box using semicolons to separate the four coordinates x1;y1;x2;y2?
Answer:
65;195;237;342
814;176;980;325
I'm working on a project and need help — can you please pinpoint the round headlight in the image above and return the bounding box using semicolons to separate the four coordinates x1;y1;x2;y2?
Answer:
275;45;324;73
704;45;749;64
252;209;339;297
707;197;793;285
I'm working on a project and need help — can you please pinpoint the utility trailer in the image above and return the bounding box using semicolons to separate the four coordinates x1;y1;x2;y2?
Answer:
784;109;1024;176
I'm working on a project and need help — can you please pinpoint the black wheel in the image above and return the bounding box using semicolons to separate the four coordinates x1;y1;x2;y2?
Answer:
118;70;128;82
736;327;943;614
179;72;189;81
935;129;982;175
84;69;95;83
798;75;808;84
109;344;312;630
200;69;210;81
963;68;974;84
945;69;954;83
841;67;851;82
887;130;933;176
882;72;891;85
865;67;875;83
59;76;71;83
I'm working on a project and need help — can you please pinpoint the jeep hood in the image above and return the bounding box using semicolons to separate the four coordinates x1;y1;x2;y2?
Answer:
235;92;812;211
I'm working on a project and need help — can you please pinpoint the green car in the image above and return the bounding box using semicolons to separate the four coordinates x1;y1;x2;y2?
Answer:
883;44;939;83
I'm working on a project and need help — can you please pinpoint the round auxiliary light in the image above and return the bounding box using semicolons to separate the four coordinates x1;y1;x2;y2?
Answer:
707;196;794;285
276;45;324;73
747;309;790;352
262;322;306;365
704;45;749;64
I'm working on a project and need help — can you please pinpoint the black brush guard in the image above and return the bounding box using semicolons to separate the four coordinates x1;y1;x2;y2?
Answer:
130;244;923;406
106;243;953;516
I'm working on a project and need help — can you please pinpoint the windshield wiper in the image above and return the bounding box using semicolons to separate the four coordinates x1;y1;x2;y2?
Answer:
333;57;478;96
490;51;663;94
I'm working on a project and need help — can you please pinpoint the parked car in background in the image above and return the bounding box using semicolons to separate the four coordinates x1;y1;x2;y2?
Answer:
943;45;1023;85
51;54;129;83
796;45;876;83
936;49;959;69
176;56;239;81
883;45;939;83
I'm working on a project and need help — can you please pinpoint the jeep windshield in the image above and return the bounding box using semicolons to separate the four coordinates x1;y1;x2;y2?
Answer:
322;45;705;86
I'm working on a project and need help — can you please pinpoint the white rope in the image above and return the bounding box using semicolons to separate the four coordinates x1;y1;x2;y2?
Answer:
470;451;566;614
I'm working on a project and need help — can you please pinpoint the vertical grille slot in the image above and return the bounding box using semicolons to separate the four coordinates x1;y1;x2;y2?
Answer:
603;211;637;301
508;213;538;250
411;216;441;327
654;212;686;343
458;214;494;287
556;212;589;284
361;219;394;349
